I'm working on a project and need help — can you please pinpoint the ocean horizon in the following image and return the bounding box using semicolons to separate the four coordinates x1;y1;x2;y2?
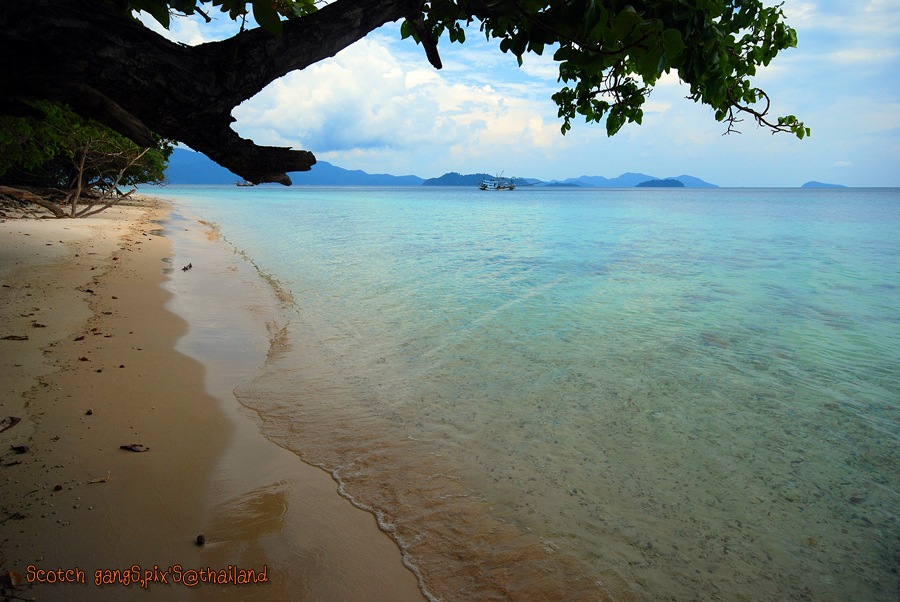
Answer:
152;185;899;601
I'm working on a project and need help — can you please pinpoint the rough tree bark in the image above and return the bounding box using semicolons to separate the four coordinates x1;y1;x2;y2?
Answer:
0;0;425;184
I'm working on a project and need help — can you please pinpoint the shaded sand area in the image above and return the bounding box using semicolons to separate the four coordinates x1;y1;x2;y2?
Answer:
0;199;424;601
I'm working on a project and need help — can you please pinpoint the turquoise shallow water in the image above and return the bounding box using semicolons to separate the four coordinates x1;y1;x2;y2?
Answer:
154;186;898;601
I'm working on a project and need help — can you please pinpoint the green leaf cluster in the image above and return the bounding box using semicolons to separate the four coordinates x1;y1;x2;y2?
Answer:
0;101;173;189
411;0;808;138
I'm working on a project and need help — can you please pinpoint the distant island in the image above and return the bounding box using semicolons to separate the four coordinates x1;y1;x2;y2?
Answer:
421;172;532;187
637;179;685;188
161;150;855;189
418;171;716;188
163;148;733;188
801;181;846;189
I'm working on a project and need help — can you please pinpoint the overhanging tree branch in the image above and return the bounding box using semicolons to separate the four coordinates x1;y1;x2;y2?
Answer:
0;0;423;184
1;0;807;186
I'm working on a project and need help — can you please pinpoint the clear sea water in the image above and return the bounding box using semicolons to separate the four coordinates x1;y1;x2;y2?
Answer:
154;186;898;601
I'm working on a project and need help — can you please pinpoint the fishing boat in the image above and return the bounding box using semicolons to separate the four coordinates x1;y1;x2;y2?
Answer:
479;175;516;190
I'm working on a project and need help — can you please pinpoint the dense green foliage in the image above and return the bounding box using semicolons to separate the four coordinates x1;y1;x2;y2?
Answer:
0;103;67;177
408;0;808;138
115;0;807;139
0;101;172;189
0;101;172;216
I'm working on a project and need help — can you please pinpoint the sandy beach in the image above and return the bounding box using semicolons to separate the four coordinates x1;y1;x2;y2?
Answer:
0;198;425;601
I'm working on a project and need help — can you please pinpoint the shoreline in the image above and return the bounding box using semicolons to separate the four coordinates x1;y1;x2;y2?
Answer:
0;199;220;601
0;199;424;601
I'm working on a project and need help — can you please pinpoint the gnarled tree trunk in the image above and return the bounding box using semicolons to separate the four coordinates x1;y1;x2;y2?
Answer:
0;0;423;184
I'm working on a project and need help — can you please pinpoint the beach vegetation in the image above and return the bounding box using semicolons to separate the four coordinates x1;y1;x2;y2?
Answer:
0;101;173;218
2;0;806;185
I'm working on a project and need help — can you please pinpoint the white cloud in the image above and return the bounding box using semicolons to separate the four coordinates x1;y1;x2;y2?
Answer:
232;35;564;170
405;69;441;89
787;0;900;37
829;48;898;65
783;2;818;23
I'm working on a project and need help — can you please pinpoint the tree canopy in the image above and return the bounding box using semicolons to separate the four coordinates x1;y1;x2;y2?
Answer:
0;101;172;217
0;0;807;185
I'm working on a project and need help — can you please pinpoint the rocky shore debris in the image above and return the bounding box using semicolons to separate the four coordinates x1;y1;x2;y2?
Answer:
88;471;111;484
119;444;150;452
0;417;21;433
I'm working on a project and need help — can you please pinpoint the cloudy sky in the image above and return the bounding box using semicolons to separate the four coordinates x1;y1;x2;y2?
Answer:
143;1;899;187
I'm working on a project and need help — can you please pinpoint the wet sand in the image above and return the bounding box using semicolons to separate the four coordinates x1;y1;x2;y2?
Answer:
0;199;424;601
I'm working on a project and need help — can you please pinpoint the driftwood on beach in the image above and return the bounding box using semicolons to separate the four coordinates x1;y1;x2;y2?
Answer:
0;185;135;219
